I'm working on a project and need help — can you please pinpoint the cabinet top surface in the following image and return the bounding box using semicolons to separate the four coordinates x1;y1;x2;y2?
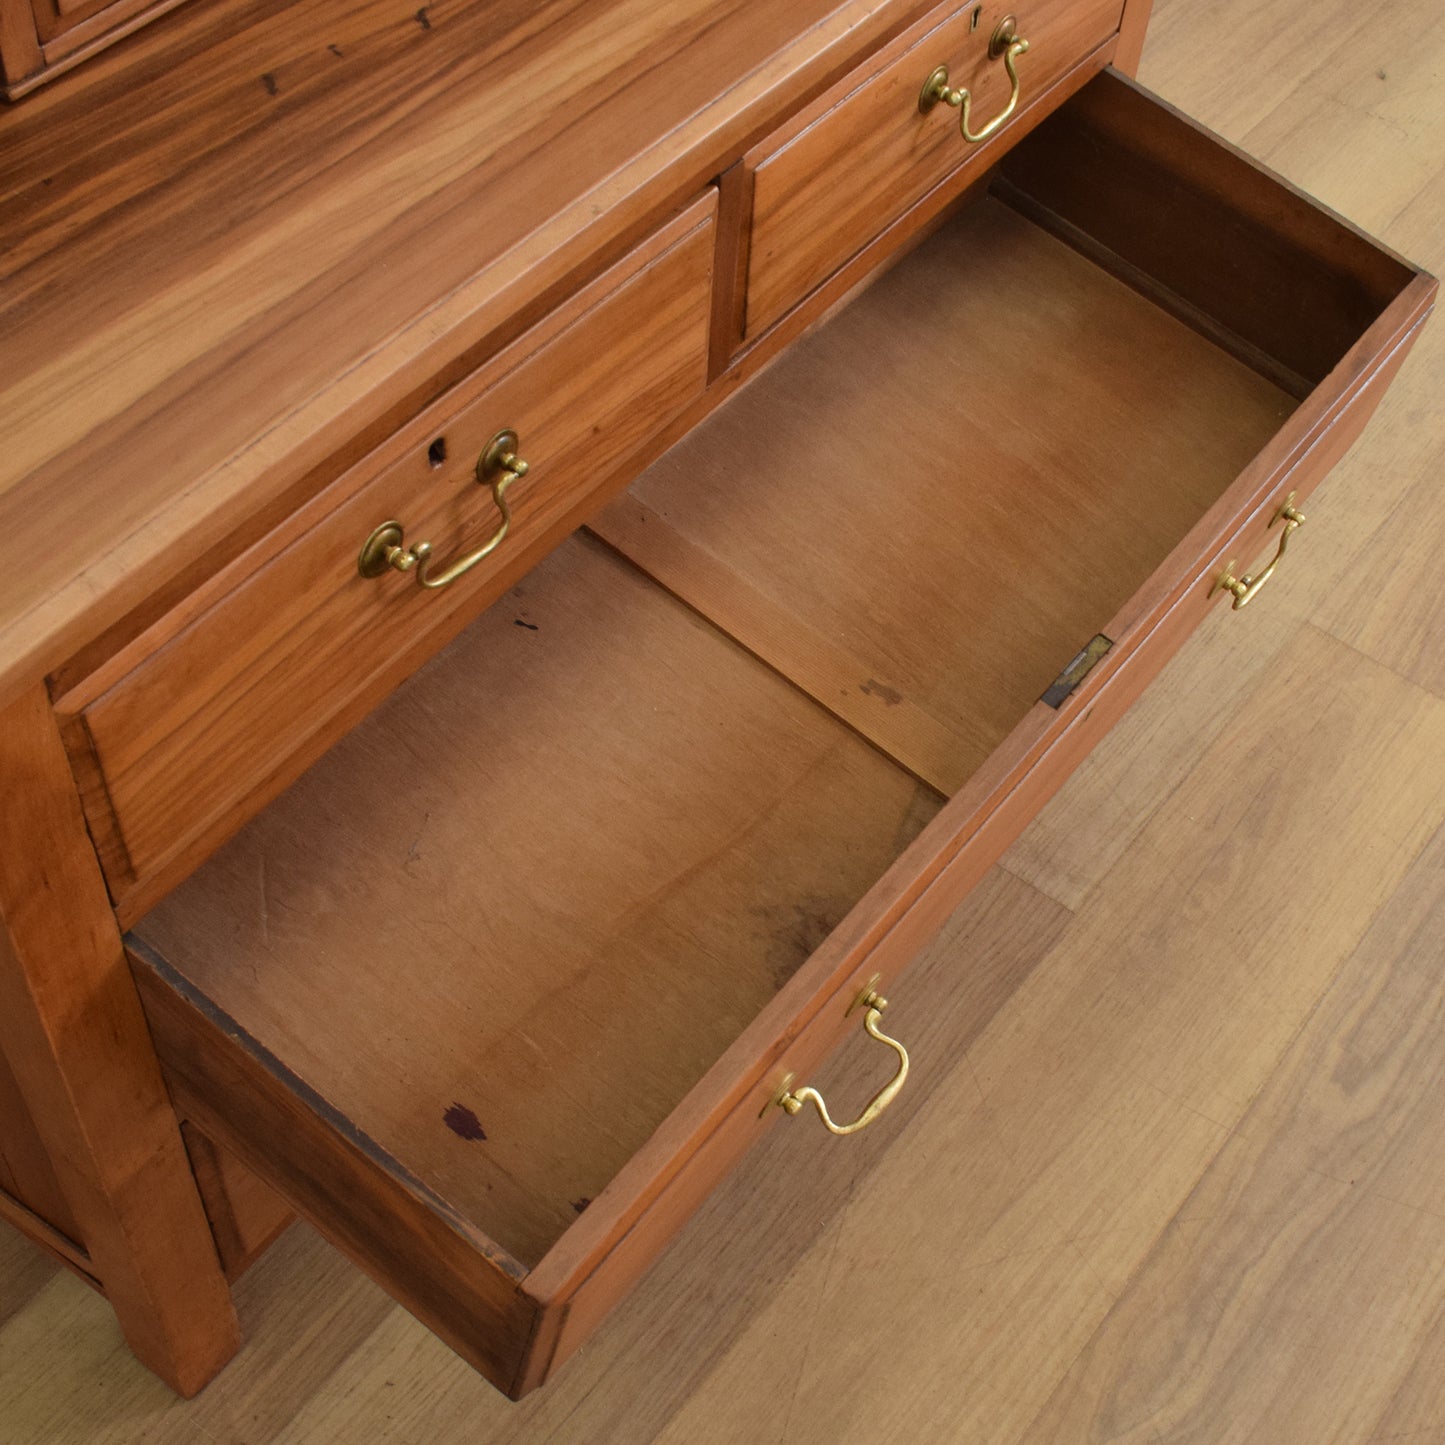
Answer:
0;0;928;706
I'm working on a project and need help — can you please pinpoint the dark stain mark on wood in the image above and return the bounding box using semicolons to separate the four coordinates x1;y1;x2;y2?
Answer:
572;1197;591;1214
753;898;844;990
261;72;279;96
514;618;539;630
860;678;903;706
414;6;431;29
328;43;343;57
443;1103;486;1141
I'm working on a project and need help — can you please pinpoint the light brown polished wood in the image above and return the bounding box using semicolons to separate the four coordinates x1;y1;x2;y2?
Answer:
0;0;191;97
0;0;940;712
743;0;1122;339
59;197;716;911
0;1042;77;1246
0;0;1141;1401
1113;0;1153;72
121;64;1429;1394
3;0;1443;1435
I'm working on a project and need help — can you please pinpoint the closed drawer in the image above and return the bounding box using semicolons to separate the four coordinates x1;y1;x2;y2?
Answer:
59;195;716;921
4;0;194;99
126;73;1431;1400
741;0;1123;342
31;0;160;43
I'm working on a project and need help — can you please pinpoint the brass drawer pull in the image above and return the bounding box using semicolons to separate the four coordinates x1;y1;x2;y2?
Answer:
1212;492;1306;610
768;976;910;1136
359;429;530;590
918;15;1030;145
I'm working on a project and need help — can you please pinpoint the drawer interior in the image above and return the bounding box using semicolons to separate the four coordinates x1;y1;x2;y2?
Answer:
127;70;1426;1394
136;530;942;1268
597;194;1296;796
133;184;1298;1266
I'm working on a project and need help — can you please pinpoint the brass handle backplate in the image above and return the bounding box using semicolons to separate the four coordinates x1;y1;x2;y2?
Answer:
919;15;1030;145
359;429;530;590
767;975;910;1136
1212;492;1306;610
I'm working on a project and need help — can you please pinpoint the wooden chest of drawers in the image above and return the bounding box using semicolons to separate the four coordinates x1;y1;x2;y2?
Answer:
0;0;1433;1407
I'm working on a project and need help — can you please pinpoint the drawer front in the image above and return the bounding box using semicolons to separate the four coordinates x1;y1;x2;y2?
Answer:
130;940;543;1395
32;0;126;40
742;0;1122;340
25;0;187;61
68;196;715;907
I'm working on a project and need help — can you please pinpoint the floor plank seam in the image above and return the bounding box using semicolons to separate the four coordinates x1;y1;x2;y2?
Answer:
995;612;1302;915
1302;617;1445;704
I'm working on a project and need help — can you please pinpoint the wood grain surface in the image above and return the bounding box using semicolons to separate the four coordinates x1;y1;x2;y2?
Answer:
2;0;1443;1437
119;75;1427;1391
742;0;1122;337
599;195;1295;796
0;1042;78;1245
0;686;239;1397
134;533;940;1268
120;61;1430;1411
61;197;715;908
0;0;941;712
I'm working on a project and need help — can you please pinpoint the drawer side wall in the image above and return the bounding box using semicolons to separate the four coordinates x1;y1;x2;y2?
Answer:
129;936;540;1397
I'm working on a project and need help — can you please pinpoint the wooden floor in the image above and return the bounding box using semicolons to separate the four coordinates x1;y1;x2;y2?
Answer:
4;0;1444;1438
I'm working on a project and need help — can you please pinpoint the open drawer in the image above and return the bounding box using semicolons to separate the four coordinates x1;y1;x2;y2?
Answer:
126;72;1433;1399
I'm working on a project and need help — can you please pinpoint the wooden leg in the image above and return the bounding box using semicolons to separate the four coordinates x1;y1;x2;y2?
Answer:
1115;0;1155;75
0;684;239;1396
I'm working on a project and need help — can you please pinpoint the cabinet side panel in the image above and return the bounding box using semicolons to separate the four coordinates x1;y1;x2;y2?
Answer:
0;0;42;90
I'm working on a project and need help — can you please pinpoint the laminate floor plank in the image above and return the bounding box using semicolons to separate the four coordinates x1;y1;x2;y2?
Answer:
0;1223;59;1332
1308;438;1445;700
1139;0;1362;141
1019;824;1445;1444
1231;4;1445;237
1000;601;1298;910
0;1225;391;1445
